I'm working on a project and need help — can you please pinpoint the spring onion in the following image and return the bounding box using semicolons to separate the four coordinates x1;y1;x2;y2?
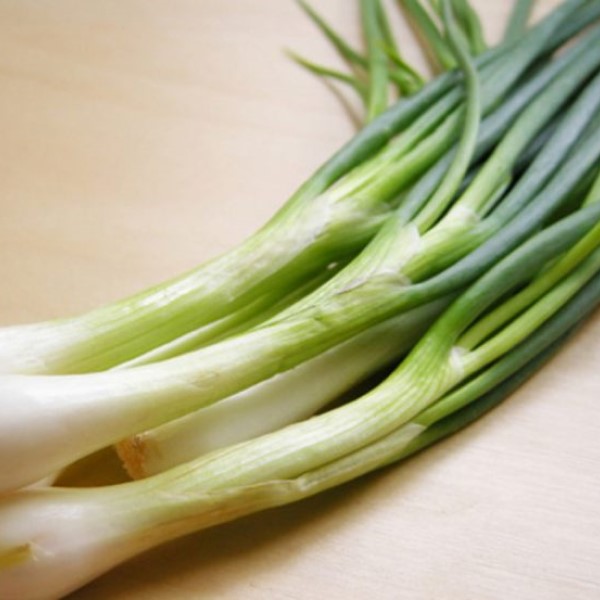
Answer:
118;29;600;474
1;200;599;599
1;5;600;600
0;0;588;377
123;43;600;476
1;26;599;492
399;0;457;71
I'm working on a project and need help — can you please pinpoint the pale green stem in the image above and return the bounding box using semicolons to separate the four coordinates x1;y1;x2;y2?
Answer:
362;0;391;121
461;248;600;374
413;0;481;231
583;168;600;207
287;51;368;98
459;219;600;349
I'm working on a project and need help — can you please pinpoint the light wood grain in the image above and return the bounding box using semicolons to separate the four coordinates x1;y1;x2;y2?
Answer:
1;1;599;598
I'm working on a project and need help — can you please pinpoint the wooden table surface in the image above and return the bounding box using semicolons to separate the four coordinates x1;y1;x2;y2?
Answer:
1;1;599;598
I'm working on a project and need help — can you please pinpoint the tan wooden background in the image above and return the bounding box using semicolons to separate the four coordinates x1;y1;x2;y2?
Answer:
1;1;599;598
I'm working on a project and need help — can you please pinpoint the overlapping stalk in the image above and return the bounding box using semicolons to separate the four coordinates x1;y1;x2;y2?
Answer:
1;21;600;491
1;182;599;600
1;3;600;599
292;0;425;116
122;38;600;475
116;0;482;469
0;0;592;376
124;32;593;370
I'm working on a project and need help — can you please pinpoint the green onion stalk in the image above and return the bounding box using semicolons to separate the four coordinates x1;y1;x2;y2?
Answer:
362;0;391;122
112;0;476;472
2;201;600;600
0;0;591;376
68;5;600;373
451;0;487;55
117;297;452;477
128;51;565;372
400;0;458;71
114;23;598;473
117;50;600;476
1;22;599;491
117;0;483;468
292;0;425;117
401;0;485;59
374;0;426;95
504;0;536;43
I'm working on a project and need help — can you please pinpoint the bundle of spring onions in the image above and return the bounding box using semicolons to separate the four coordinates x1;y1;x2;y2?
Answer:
1;1;600;598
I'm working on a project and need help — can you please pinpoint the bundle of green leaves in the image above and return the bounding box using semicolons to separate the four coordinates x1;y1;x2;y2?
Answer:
0;1;599;598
